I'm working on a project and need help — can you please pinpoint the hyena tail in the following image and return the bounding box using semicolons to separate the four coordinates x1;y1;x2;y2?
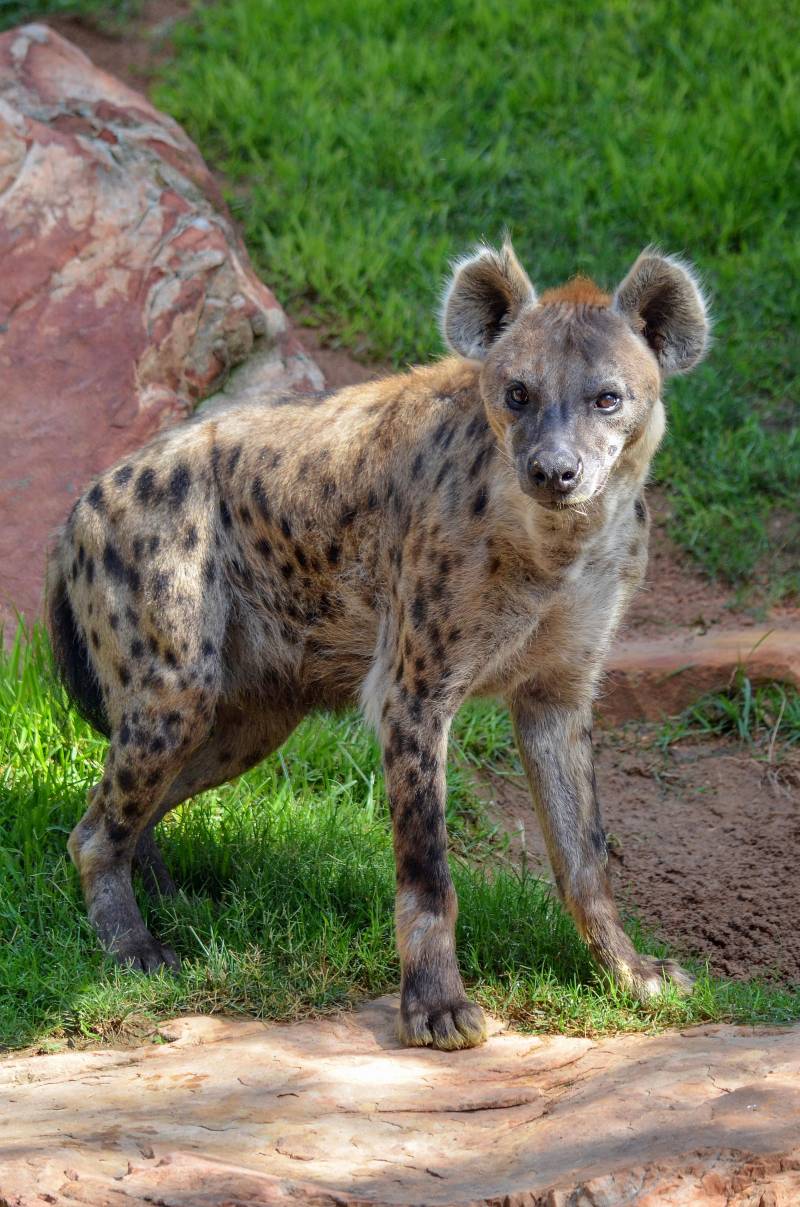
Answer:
45;555;110;737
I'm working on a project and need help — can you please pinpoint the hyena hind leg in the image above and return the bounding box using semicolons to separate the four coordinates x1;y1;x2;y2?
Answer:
133;701;305;900
69;694;215;972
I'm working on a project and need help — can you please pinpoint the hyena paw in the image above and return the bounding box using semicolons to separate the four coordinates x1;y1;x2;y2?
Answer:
399;999;487;1051
628;956;695;1001
113;934;180;974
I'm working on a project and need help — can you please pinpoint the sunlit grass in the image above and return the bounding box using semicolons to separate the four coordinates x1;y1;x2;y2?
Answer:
149;0;800;596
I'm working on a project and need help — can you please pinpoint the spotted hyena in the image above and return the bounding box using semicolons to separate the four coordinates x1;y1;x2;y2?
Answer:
47;241;709;1050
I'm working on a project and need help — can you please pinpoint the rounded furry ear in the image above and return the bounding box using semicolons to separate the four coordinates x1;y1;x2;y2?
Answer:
612;249;710;375
441;240;536;359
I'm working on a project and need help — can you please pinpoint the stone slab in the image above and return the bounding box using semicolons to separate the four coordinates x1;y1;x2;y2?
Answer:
1;997;799;1206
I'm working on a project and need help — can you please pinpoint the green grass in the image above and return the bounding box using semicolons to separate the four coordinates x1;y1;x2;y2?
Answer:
657;671;800;751
2;629;798;1051
149;0;800;597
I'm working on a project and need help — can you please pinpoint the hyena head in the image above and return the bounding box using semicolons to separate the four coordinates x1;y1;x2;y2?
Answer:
441;240;710;509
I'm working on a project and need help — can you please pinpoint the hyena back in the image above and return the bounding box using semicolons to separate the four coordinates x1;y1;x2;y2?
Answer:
47;241;709;1050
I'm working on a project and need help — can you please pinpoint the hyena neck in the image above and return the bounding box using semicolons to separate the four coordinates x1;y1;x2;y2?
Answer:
490;457;644;578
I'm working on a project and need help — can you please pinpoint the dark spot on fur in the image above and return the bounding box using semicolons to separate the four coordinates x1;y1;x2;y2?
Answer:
148;536;160;554
219;499;232;529
152;570;170;600
184;524;199;550
130;638;144;659
202;639;215;658
465;414;488;439
256;538;272;561
634;496;647;525
203;557;216;585
280;516;292;539
472;486;488;516
105;818;130;844
340;505;357;528
90;629;100;650
87;482;104;511
434;459;452;489
239;506;252;526
135;467;157;506
411;593;427;627
114;464;133;488
119;721;131;746
280;561;295;579
86;557;95;585
294;544;308;570
252;478;271;521
327;542;341;566
168;463;191;509
432;419;454;449
117;664;131;686
469;445;492;479
116;766;135;792
102;543;125;582
227;445;242;475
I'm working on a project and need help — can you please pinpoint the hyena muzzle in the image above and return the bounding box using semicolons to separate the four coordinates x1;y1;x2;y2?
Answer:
47;240;709;1050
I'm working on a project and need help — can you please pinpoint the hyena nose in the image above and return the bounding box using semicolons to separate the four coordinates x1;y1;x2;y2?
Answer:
528;449;583;495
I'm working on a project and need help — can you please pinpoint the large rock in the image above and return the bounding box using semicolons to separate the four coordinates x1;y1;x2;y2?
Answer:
603;625;800;723
1;997;799;1206
0;24;322;635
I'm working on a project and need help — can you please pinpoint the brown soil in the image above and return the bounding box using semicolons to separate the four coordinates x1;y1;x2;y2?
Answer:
47;0;191;87
480;735;800;983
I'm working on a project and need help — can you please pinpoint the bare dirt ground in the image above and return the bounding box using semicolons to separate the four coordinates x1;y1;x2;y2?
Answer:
47;0;192;85
481;736;800;984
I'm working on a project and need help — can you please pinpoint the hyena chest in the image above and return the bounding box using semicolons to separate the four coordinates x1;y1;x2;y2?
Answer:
469;555;627;700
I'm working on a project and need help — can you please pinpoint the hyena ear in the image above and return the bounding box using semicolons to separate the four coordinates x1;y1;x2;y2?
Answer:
612;249;711;375
441;240;537;359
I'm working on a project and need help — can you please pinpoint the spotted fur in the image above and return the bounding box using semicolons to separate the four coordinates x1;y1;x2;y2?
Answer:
47;241;709;1048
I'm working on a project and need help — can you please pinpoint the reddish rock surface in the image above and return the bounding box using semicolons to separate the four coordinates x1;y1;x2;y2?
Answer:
1;998;799;1206
0;24;322;636
603;626;800;724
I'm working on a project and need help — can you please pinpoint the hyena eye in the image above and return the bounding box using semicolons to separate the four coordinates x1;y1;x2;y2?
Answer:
505;382;529;409
594;391;621;412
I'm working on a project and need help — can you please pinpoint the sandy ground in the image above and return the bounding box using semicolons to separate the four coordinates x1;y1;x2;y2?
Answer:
480;735;800;984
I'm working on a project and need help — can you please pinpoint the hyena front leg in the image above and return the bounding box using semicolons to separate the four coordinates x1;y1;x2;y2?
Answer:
511;692;695;1001
381;694;487;1051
